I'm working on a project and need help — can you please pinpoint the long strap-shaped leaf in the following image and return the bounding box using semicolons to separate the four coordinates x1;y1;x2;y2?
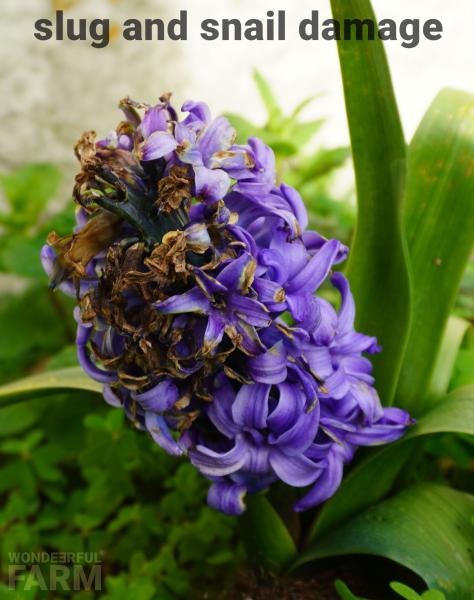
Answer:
0;367;102;408
304;385;474;543
396;89;474;415
330;0;412;405
295;483;474;600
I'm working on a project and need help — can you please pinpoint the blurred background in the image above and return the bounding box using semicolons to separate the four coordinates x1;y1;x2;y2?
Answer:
1;0;473;176
0;0;473;597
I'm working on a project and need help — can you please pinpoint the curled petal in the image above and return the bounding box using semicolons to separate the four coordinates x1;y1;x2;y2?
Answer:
346;408;412;445
103;385;123;407
331;272;355;334
141;131;177;161
286;239;342;296
133;379;179;412
269;449;321;487
267;382;305;434
154;287;210;315
145;411;184;456
190;435;247;476
269;400;320;455
232;383;271;430
76;325;117;384
140;104;169;138
294;449;344;511
248;342;287;384
279;183;308;231
182;100;212;129
324;367;351;400
207;482;247;515
207;381;239;438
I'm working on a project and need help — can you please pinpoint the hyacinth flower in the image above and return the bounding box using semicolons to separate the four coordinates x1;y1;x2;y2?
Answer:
41;93;411;516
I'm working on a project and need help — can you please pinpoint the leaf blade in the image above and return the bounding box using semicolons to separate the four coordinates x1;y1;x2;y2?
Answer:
241;492;297;574
0;367;102;408
295;483;474;600
396;88;474;414
330;0;411;404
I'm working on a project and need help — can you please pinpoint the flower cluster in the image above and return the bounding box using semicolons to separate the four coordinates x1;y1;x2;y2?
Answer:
41;94;411;515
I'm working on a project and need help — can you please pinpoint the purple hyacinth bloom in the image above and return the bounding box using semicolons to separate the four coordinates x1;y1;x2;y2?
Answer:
42;93;412;516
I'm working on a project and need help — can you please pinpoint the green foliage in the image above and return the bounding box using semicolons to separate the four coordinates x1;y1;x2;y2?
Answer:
334;579;370;599
395;89;474;415
390;581;446;600
0;287;74;384
0;367;102;409
0;163;76;384
299;484;474;599
241;493;297;574
0;394;240;598
0;164;61;231
334;580;446;600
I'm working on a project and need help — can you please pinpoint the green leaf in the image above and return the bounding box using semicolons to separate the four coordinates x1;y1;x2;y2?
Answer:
287;119;325;148
291;94;323;119
390;582;446;600
292;147;351;185
0;234;46;279
428;316;470;397
390;582;422;600
296;483;474;599
0;402;43;438
225;113;261;144
253;69;283;123
0;287;73;383
335;579;371;600
306;386;474;542
450;348;474;390
241;492;297;574
396;89;474;414
330;0;411;405
0;367;102;409
0;164;61;229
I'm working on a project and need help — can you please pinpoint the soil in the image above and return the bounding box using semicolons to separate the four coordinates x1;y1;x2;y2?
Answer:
199;556;424;600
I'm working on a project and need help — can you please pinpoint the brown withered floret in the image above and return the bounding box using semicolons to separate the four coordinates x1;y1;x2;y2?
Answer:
157;165;193;213
47;211;121;288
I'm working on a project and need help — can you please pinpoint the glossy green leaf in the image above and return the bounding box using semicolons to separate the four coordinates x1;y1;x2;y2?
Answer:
396;89;474;415
306;386;474;542
295;483;474;599
241;492;297;574
0;367;102;409
330;0;411;404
